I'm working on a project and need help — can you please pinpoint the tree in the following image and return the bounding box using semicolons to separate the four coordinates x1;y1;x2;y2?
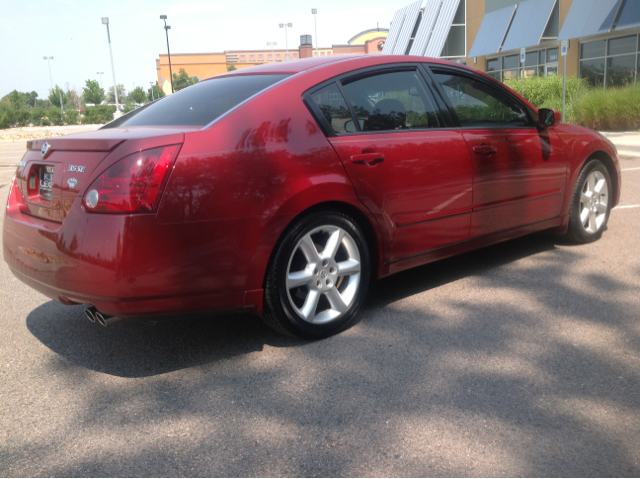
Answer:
129;86;146;104
48;85;68;109
66;89;84;110
172;68;199;91
83;79;105;105
227;64;237;72
147;82;165;102
107;84;127;104
2;90;38;108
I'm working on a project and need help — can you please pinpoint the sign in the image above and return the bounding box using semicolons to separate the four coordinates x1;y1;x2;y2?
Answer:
520;48;526;64
561;40;570;57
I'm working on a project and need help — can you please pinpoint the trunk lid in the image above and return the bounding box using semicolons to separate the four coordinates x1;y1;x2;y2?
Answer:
16;127;195;222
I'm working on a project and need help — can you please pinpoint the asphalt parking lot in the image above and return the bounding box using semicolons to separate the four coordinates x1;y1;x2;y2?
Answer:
1;139;639;477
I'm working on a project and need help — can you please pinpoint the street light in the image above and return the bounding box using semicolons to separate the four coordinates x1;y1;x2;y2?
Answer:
150;81;155;101
96;71;104;88
160;15;174;93
267;42;277;62
279;23;293;60
101;17;120;112
43;56;53;91
311;9;319;57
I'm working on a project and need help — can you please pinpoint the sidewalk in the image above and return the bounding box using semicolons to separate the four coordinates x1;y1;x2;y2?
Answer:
600;131;640;158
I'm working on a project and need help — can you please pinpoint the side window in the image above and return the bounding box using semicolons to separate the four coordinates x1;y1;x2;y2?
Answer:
432;70;530;128
309;83;354;135
341;70;440;132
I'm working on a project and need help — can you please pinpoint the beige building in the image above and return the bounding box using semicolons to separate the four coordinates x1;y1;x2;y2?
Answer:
382;0;640;88
156;29;389;94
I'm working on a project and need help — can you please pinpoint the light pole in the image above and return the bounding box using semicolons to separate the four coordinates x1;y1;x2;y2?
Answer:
101;17;120;112
43;56;53;92
279;23;293;60
311;9;318;57
160;15;174;93
150;81;155;101
267;42;277;62
97;71;104;88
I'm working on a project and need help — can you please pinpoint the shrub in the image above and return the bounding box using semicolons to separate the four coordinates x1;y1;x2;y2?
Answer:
123;103;136;113
0;102;32;128
504;75;590;124
45;108;63;126
82;105;116;124
64;109;80;125
572;85;640;131
31;107;46;126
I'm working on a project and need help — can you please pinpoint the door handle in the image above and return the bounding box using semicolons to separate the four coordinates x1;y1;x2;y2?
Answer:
473;144;498;156
350;152;385;166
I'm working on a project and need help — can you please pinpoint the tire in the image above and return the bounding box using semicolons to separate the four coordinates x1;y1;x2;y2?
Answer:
263;211;371;339
565;159;612;244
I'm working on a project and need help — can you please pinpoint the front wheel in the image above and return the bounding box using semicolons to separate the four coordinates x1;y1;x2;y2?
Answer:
565;159;612;244
263;212;371;339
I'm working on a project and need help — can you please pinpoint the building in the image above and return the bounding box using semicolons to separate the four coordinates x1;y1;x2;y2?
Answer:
382;0;640;88
156;28;389;94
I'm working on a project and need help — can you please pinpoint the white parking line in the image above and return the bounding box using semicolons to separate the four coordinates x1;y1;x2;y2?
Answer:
616;205;640;209
622;167;640;171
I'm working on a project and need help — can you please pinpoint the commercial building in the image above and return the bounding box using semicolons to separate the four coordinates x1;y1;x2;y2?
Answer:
156;28;389;94
383;0;640;88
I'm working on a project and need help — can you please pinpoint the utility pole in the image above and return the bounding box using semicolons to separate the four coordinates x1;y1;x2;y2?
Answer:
43;56;54;91
279;23;293;59
150;81;155;101
160;15;174;93
312;9;318;57
101;17;120;112
97;71;104;88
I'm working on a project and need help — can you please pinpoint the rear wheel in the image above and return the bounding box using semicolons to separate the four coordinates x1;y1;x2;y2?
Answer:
565;159;612;243
263;212;370;339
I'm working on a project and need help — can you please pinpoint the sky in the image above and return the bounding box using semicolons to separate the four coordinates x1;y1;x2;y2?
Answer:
0;0;411;100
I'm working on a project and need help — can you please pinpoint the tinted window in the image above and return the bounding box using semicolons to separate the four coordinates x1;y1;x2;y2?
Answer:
341;70;440;131
433;71;529;128
309;83;354;135
115;74;289;127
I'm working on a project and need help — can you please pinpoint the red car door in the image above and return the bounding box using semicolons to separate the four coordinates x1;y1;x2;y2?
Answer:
306;68;473;264
430;68;568;237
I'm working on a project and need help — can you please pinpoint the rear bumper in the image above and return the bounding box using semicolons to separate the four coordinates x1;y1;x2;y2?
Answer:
3;195;269;317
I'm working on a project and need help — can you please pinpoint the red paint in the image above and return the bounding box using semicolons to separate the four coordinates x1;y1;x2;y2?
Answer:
3;56;622;320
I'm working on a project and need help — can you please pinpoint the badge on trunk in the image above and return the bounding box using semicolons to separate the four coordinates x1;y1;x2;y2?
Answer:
67;178;78;189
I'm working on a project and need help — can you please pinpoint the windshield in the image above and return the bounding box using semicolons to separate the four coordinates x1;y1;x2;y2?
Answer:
109;74;290;128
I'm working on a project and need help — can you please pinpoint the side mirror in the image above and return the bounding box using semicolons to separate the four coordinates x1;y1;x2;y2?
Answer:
538;108;561;129
344;120;358;133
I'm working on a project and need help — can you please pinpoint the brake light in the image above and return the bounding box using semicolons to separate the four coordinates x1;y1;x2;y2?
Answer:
84;144;181;213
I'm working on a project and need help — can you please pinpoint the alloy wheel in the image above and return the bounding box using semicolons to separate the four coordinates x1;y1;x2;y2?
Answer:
285;226;361;324
580;170;609;234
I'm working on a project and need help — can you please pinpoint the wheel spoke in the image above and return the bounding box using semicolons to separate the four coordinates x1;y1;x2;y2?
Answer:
581;192;591;205
337;259;361;276
588;211;598;232
298;234;321;264
595;178;606;194
596;203;607;214
321;228;344;260
580;207;590;224
301;289;320;320
287;269;314;289
588;173;596;193
325;287;348;313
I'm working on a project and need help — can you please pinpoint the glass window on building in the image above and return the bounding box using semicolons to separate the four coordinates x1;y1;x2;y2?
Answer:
441;0;466;59
580;35;639;88
486;47;560;82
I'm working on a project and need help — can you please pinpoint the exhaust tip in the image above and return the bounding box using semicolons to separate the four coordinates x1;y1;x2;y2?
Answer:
95;312;107;327
84;307;97;322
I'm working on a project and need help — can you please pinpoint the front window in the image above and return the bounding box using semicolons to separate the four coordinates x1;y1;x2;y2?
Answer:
432;70;529;128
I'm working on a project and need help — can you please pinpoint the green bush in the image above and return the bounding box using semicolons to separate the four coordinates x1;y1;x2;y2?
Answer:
572;85;640;131
45;108;63;126
30;106;46;126
123;103;136;113
0;102;32;128
82;105;115;124
504;75;590;124
64;109;80;125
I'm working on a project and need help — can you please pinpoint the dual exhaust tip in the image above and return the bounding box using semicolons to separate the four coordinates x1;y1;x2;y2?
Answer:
84;306;121;327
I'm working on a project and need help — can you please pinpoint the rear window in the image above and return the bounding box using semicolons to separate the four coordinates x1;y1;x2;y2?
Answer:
115;74;289;128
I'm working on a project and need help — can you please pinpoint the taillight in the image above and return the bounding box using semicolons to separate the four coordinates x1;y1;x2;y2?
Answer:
84;144;181;214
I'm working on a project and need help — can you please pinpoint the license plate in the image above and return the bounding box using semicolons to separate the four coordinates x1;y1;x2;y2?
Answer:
39;166;54;201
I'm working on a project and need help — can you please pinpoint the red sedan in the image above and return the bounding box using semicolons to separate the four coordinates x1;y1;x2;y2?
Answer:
3;56;621;338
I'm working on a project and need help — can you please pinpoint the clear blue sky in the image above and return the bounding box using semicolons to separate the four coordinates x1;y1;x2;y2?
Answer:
0;0;409;100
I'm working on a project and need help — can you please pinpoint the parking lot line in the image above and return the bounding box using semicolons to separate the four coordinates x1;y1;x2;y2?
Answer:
622;167;640;171
616;205;640;209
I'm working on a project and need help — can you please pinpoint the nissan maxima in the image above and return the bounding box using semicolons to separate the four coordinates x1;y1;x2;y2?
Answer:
3;55;621;338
